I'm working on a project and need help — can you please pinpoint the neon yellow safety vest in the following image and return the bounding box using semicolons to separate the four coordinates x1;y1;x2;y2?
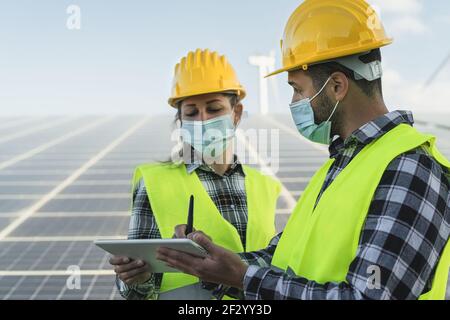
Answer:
272;124;450;300
132;163;281;299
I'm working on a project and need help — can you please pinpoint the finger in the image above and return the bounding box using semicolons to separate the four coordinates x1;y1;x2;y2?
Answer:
109;256;130;265
114;259;145;274
157;249;203;275
166;263;176;269
190;232;218;254
187;231;212;242
174;224;188;238
164;259;196;276
120;265;150;282
158;252;200;277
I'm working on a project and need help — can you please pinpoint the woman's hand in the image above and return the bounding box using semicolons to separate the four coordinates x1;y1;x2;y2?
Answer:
109;256;152;286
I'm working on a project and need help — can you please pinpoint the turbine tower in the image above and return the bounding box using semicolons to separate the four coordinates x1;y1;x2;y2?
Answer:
249;51;276;115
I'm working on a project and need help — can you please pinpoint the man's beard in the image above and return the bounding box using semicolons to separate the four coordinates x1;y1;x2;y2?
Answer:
312;93;342;137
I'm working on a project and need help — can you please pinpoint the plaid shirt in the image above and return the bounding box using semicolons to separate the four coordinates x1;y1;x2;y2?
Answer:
117;158;248;300
236;110;449;300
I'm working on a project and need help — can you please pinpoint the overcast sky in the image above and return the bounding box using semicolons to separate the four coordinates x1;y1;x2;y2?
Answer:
0;0;449;116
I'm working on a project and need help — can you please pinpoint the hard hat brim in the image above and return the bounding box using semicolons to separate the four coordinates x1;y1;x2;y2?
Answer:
265;66;292;78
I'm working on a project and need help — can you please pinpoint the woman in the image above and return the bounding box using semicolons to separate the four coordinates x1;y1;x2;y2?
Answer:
110;49;281;300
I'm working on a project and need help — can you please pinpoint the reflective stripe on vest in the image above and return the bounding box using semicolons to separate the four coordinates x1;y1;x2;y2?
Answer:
132;163;281;299
272;124;450;300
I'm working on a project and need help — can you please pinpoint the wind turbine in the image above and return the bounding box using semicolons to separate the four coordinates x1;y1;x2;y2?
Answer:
424;50;450;88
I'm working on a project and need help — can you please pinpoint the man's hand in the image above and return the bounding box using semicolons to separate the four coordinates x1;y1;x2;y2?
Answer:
172;224;197;239
173;224;212;240
109;256;152;286
157;231;248;290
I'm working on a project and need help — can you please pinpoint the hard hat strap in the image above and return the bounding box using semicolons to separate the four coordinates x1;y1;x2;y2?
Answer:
334;53;383;82
308;52;383;82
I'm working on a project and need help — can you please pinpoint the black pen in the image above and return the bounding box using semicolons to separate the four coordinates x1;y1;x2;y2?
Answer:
185;195;194;236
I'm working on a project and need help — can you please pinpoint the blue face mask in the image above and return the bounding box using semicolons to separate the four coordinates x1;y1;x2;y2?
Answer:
181;114;235;158
289;77;340;145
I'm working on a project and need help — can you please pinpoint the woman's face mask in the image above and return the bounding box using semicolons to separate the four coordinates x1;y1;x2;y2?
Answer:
180;114;236;159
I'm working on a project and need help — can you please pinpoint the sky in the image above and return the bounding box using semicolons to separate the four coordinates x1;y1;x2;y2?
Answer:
0;0;449;116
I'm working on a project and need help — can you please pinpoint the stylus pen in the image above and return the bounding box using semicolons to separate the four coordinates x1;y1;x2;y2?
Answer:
185;195;194;236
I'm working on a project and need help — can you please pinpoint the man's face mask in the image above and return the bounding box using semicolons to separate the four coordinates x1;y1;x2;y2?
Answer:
180;114;236;159
289;77;340;145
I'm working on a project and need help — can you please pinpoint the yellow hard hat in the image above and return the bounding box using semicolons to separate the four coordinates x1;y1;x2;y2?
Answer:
267;0;393;77
168;49;246;108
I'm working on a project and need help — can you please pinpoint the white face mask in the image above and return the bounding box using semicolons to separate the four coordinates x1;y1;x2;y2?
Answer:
180;114;236;158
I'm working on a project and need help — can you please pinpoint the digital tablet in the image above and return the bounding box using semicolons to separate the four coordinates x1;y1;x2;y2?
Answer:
94;239;209;273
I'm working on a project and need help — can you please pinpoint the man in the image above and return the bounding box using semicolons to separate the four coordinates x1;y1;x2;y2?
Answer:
157;0;450;300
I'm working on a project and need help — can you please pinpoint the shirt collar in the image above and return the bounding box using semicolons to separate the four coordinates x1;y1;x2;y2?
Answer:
329;110;415;158
185;154;245;177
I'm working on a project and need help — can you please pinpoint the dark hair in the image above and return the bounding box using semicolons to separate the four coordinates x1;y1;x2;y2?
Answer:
307;49;383;98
